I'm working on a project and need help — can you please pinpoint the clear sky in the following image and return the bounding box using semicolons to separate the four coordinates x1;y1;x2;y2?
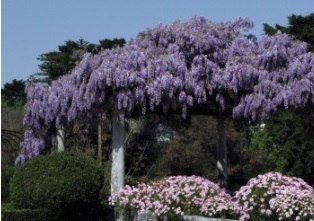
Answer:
2;0;313;87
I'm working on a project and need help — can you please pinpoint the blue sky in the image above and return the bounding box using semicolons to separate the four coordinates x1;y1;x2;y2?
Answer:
2;0;313;87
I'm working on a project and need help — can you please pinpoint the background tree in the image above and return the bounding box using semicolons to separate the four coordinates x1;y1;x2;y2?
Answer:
1;79;25;167
1;106;24;168
152;116;246;185
1;79;26;107
124;115;180;183
99;38;126;50
29;38;126;84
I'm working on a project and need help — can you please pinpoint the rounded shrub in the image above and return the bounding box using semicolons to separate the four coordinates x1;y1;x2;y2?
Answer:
10;152;103;221
1;167;17;203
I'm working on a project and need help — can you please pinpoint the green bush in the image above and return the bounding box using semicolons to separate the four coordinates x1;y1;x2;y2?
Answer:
10;152;103;221
1;203;50;221
1;167;16;203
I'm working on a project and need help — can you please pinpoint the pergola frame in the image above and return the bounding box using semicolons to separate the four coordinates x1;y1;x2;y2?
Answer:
18;17;313;221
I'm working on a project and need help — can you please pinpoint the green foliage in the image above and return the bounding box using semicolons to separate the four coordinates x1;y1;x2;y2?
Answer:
98;161;115;221
99;38;126;49
157;116;246;182
248;110;314;177
265;111;314;176
1;97;24;167
10;152;104;221
63;116;112;159
156;116;217;177
125;115;247;190
125;115;177;181
34;39;90;83
240;128;273;178
2;203;15;210
1;130;22;152
1;203;51;221
1;167;17;203
30;38;126;83
1;79;26;107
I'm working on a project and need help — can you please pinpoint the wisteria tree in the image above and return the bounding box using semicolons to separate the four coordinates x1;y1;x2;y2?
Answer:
17;17;314;194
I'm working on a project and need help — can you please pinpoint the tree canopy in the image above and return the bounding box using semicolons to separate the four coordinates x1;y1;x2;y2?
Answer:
1;79;26;107
16;16;314;165
30;38;126;84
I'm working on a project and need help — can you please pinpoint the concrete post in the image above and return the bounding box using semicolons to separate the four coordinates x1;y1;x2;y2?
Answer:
111;108;125;221
98;122;102;164
111;108;125;193
57;124;65;152
216;116;228;189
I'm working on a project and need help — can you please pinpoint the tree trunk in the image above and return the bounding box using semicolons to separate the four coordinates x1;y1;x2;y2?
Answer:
57;125;65;152
216;117;228;189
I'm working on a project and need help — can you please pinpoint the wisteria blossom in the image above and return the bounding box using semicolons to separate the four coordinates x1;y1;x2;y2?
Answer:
17;16;314;164
234;172;314;221
109;175;240;219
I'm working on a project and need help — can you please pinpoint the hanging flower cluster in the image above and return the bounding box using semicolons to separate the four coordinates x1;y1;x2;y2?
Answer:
234;172;314;221
233;34;314;120
109;175;240;219
17;16;314;164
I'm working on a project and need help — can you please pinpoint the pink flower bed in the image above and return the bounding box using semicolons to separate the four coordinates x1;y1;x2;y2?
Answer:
110;173;314;221
234;172;314;221
110;175;240;219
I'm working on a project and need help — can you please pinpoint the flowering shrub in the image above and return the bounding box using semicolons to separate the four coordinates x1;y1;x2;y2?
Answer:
110;175;240;219
110;173;313;220
234;172;314;221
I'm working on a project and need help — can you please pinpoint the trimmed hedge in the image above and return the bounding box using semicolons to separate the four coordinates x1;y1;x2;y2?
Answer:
1;167;16;203
1;204;50;221
10;152;103;221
